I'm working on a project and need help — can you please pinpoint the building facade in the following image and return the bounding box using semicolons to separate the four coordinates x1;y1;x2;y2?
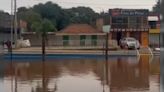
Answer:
96;9;149;47
22;24;118;49
148;13;160;48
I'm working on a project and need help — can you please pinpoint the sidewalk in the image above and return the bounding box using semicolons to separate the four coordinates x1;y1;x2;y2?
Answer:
3;47;137;56
2;46;155;56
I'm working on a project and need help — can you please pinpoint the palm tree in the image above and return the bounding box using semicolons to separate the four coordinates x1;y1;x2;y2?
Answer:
31;18;55;61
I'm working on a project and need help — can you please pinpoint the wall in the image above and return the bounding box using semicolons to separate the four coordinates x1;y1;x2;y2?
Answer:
149;33;160;48
0;33;11;42
22;34;42;46
141;32;149;47
22;34;118;47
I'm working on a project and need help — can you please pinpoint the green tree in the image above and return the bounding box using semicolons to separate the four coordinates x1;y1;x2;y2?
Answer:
17;7;28;13
33;1;63;30
152;1;160;13
42;19;56;33
31;19;56;42
18;1;99;31
68;7;99;25
18;9;42;31
42;19;55;61
31;19;55;61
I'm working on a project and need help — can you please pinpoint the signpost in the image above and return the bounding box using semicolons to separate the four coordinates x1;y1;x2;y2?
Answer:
103;25;111;60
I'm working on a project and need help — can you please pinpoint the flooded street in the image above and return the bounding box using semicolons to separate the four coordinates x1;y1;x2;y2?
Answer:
0;55;160;92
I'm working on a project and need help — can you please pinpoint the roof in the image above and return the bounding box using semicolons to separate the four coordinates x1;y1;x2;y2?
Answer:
58;24;102;34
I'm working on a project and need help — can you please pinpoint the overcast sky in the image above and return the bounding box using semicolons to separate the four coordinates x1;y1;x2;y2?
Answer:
0;0;157;13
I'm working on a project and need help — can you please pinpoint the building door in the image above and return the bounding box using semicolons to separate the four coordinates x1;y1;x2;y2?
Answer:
91;35;97;46
80;35;86;46
63;35;69;46
117;32;122;45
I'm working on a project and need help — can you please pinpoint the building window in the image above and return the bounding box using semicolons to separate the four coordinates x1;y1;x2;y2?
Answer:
129;17;141;28
80;35;86;46
149;21;157;29
111;17;128;28
91;35;97;46
63;35;69;46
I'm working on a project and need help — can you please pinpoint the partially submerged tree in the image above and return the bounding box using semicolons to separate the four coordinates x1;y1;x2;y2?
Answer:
31;18;55;61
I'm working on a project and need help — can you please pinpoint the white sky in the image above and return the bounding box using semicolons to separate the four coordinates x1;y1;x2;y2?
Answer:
0;0;157;13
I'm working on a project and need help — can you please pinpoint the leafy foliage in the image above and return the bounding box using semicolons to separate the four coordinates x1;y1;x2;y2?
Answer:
18;10;42;31
152;1;160;13
17;1;99;31
31;19;55;33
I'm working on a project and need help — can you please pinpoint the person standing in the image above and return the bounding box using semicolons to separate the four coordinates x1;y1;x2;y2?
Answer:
5;40;12;53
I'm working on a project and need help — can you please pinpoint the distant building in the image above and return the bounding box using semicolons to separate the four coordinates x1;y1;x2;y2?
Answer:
22;24;118;48
0;13;20;43
96;9;149;47
148;12;160;48
0;13;12;43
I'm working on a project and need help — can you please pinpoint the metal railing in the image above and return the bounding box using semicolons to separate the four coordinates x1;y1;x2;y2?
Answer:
51;40;118;48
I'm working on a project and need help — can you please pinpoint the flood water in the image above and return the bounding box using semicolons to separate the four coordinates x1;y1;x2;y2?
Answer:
0;55;160;92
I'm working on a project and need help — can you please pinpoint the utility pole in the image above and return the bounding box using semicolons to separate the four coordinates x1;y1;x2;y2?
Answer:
14;0;17;48
103;25;110;60
11;0;13;45
105;33;109;60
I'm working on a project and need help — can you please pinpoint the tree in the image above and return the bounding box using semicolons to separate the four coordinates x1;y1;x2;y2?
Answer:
41;19;56;32
31;19;55;61
18;1;99;31
17;7;28;13
33;1;63;30
67;7;99;25
152;1;160;13
18;9;42;31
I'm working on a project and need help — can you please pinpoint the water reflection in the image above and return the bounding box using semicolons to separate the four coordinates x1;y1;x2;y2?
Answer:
2;56;160;92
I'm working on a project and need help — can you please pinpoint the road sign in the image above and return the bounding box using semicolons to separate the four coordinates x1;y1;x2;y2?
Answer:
103;25;111;33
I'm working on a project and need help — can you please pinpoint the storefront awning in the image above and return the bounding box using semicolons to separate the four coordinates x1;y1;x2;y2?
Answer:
148;16;159;21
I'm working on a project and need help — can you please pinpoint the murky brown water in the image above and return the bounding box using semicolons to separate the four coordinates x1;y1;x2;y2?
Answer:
1;55;160;92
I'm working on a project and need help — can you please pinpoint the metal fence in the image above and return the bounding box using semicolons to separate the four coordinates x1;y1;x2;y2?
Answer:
50;39;118;48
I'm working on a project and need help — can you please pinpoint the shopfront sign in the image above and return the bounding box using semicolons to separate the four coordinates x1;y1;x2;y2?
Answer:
103;25;111;33
110;9;149;16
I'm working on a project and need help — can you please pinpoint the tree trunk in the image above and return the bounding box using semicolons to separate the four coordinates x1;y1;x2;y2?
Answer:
42;32;46;61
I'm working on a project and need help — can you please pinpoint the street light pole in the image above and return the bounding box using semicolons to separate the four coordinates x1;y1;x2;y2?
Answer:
105;33;109;60
103;25;110;60
14;0;17;48
11;0;13;44
10;0;14;59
